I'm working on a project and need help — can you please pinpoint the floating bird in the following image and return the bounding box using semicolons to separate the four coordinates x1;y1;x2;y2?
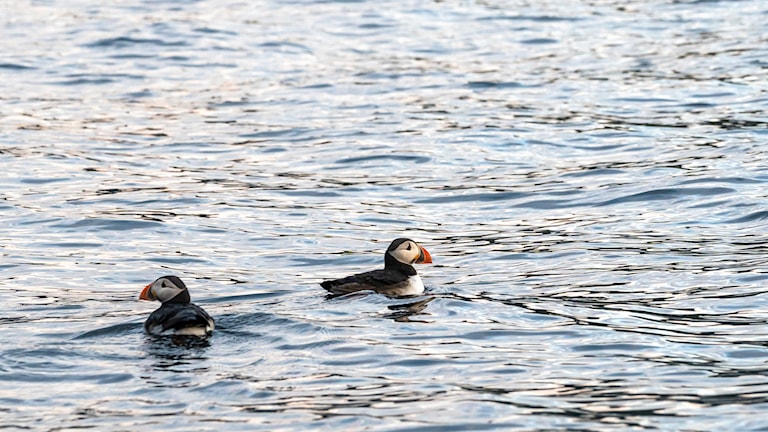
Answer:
139;276;215;336
321;238;432;296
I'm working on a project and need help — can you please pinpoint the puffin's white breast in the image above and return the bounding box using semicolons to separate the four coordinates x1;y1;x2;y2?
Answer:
389;275;425;296
147;323;214;336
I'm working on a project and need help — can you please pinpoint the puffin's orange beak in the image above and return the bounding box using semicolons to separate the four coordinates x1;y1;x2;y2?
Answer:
417;246;433;264
139;283;153;301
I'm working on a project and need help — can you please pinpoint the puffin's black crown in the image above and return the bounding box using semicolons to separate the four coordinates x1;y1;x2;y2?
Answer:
160;275;187;290
387;238;413;252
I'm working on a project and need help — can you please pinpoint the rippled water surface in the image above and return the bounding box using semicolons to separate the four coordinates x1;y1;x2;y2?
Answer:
2;0;768;430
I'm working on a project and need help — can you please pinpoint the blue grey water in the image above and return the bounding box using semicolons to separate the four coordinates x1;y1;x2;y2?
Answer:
2;0;768;430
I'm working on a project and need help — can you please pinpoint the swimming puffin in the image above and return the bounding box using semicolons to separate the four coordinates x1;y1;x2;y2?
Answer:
139;276;215;336
320;238;433;297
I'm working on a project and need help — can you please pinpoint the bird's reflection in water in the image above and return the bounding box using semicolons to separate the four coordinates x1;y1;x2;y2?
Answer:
143;335;211;373
327;291;436;322
384;297;434;322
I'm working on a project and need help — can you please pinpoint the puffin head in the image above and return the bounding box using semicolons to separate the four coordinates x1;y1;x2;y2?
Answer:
139;275;191;304
386;238;433;265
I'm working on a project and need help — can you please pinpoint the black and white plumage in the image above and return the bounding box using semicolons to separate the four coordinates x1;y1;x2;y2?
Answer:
139;276;215;336
320;238;433;297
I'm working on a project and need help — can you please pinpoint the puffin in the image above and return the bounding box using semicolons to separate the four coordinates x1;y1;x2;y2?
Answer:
320;238;433;297
139;275;215;336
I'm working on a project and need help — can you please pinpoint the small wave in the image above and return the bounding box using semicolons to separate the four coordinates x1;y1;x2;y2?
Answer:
239;127;315;140
84;36;187;48
74;322;142;339
724;210;768;224
258;40;313;53
335;154;431;164
466;81;526;89
519;37;559;45
415;191;526;204
51;218;163;231
595;187;734;207
0;63;35;70
479;14;582;23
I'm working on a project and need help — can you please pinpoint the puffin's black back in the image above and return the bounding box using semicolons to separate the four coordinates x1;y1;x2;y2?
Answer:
319;238;424;296
145;303;214;334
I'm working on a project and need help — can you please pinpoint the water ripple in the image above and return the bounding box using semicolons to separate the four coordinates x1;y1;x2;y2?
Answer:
2;0;768;430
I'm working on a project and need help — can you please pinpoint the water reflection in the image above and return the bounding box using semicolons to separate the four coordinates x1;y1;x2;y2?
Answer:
325;292;436;322
384;297;435;323
2;0;768;430
143;336;211;373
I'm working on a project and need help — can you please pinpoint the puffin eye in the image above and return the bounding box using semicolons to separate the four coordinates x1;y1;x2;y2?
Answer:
406;243;412;250
161;281;169;288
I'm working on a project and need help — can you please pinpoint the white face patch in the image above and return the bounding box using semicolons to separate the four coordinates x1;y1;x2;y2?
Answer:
151;278;184;303
389;240;421;265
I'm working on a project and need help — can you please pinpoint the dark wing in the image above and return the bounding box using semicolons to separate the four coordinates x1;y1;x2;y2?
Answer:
320;268;409;295
145;303;214;334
